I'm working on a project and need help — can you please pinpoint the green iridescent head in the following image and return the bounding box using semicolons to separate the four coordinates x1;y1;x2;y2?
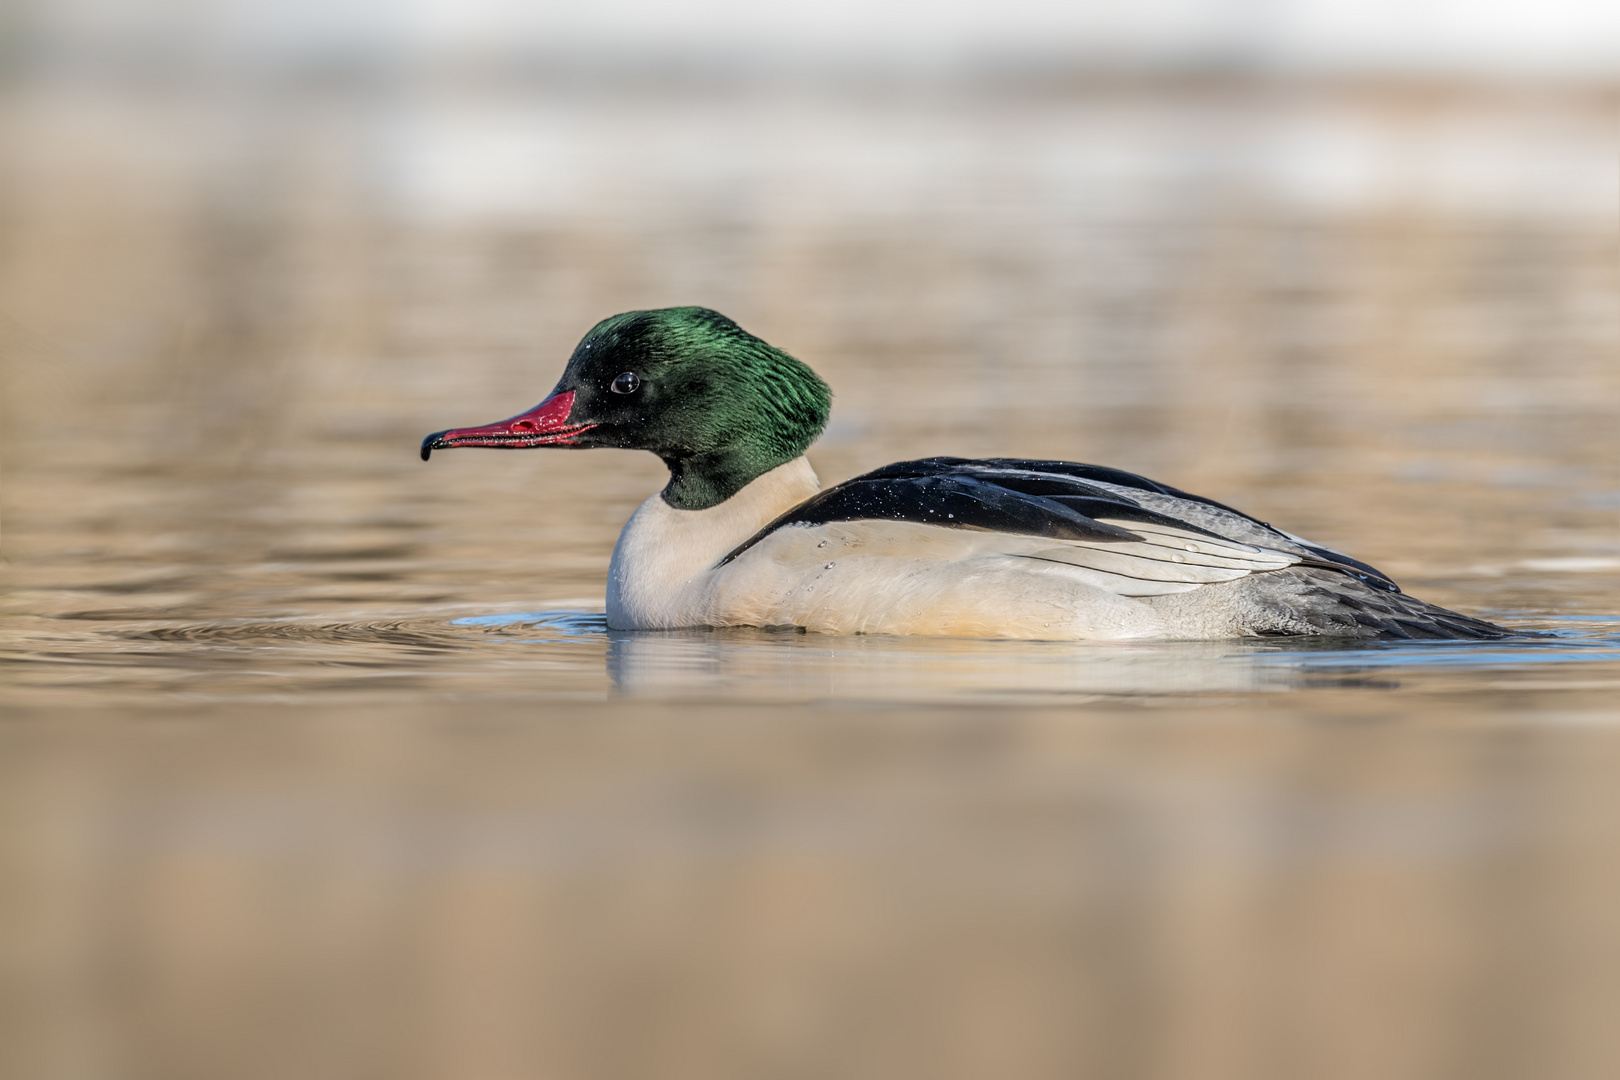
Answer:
423;307;831;510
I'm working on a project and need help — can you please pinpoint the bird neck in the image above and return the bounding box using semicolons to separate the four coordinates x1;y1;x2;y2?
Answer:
659;439;800;511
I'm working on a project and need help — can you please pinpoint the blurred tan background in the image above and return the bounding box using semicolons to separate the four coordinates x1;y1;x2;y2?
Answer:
3;1;1620;1077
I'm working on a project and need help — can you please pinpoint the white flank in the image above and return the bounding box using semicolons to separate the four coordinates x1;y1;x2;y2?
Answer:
605;457;1314;640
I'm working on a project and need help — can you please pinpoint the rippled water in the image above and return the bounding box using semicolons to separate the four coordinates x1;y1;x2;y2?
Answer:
12;604;1620;707
4;74;1620;1077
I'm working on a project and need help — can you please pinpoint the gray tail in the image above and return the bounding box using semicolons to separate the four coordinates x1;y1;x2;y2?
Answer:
1250;568;1519;640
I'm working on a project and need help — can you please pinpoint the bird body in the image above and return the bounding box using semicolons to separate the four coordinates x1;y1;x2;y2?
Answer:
424;307;1510;641
603;456;1504;640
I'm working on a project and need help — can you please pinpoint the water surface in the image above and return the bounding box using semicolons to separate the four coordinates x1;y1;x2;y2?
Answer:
4;75;1620;1079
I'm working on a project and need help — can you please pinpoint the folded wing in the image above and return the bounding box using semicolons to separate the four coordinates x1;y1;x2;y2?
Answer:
719;456;1401;597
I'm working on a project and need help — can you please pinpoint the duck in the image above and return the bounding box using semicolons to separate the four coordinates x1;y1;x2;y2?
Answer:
422;306;1510;641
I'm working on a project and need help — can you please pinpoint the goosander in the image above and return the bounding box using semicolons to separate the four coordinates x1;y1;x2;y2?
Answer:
423;307;1509;640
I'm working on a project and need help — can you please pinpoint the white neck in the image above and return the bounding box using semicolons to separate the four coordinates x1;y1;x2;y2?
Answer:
606;456;821;629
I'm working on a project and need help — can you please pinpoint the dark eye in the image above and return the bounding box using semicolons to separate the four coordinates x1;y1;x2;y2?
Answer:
610;371;641;395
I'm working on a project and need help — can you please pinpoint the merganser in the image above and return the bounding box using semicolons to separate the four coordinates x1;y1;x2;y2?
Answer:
422;307;1509;640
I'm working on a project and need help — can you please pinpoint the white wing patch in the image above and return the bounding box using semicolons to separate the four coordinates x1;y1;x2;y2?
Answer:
1013;518;1301;596
1092;519;1301;569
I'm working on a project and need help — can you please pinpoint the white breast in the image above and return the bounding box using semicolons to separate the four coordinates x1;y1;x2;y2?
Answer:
605;456;822;631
